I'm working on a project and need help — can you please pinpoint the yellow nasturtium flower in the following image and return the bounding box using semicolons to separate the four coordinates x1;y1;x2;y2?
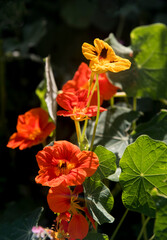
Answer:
82;38;131;74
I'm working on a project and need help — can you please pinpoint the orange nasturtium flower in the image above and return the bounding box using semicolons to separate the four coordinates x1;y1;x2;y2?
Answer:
35;140;99;187
82;38;131;74
56;89;106;121
7;108;56;150
62;62;119;105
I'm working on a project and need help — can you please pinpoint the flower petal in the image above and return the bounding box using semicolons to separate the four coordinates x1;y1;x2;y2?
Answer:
47;186;71;213
68;214;89;240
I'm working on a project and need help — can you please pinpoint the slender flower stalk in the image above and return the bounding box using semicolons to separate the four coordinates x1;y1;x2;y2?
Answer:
87;71;95;97
81;73;98;146
137;217;150;240
110;209;129;240
74;120;82;146
90;74;100;151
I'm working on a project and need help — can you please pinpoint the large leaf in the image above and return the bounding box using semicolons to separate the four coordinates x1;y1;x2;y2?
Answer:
87;106;141;159
0;207;43;240
84;178;114;225
84;233;109;240
119;135;167;217
132;109;167;143
151;189;167;240
108;23;167;99
91;145;117;181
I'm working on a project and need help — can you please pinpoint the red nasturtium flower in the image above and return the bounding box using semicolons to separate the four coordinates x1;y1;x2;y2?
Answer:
47;185;94;240
82;38;131;74
56;89;106;121
7;108;56;150
62;62;119;105
35;140;99;187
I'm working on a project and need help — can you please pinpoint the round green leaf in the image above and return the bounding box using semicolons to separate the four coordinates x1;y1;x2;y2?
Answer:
119;135;167;217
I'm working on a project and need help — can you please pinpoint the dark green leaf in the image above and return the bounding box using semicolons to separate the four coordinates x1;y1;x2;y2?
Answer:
108;23;167;99
151;189;167;240
132;109;167;143
119;135;167;217
0;207;43;240
87;106;141;159
84;178;114;225
91;145;117;181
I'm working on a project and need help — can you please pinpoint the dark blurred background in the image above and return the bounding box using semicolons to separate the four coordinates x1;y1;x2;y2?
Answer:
0;0;167;238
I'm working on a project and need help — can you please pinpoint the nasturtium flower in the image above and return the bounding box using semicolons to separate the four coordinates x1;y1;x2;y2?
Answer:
56;89;106;121
35;140;99;187
62;62;119;105
82;38;131;74
7;108;55;150
47;185;95;232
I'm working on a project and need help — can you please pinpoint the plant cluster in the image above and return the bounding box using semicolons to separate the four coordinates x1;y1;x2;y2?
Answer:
6;23;167;240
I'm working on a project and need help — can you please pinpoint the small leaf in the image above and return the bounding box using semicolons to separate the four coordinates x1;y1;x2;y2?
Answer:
151;189;167;240
107;168;121;182
87;106;141;159
45;56;58;123
132;109;167;143
119;135;167;217
84;178;114;225
91;145;117;181
105;33;133;58
84;232;109;240
35;79;48;111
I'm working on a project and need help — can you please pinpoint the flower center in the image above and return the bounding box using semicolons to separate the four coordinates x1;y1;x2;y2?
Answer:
55;160;75;176
71;107;88;121
28;128;41;140
99;47;108;60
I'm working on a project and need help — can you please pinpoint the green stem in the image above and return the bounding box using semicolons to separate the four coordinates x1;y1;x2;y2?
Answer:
81;71;97;147
110;209;129;240
110;97;114;107
90;74;100;151
142;214;148;240
87;78;98;107
87;71;95;97
137;217;150;240
74;120;81;146
133;97;137;111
